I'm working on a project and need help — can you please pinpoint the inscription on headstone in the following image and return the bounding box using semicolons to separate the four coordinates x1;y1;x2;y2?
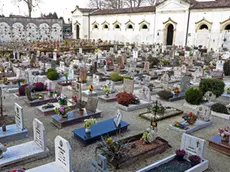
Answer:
33;118;46;151
14;103;25;131
86;97;99;112
123;79;134;93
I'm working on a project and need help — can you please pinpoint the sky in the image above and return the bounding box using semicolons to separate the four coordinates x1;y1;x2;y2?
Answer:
0;0;89;22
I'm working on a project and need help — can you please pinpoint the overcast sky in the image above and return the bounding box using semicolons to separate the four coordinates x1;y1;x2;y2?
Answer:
0;0;89;22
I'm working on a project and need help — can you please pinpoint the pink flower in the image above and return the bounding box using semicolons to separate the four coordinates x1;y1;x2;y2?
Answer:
59;107;65;112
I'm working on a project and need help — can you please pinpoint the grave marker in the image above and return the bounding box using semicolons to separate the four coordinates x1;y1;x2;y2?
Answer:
114;109;122;128
55;136;72;172
160;73;169;90
14;103;25;131
196;105;211;122
114;64;120;73
123;79;134;93
143;61;150;73
91;154;109;172
180;75;191;91
33;118;46;151
87;97;99;112
143;86;151;102
72;82;82;101
93;74;100;86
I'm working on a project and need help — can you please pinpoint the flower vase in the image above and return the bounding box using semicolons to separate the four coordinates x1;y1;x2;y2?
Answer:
221;136;229;142
85;128;91;134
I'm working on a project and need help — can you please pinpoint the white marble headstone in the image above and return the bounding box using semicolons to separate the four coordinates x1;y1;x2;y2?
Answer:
55;136;72;172
14;103;24;131
33;118;46;151
60;62;65;71
114;109;122;128
196;105;211;122
143;86;151;102
53;52;57;61
93;74;100;85
216;60;224;71
181;133;205;160
123;79;134;93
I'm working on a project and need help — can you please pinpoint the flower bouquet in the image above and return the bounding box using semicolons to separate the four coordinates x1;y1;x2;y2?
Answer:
173;87;181;96
54;106;70;118
88;85;94;92
58;95;68;106
182;112;198;125
219;127;230;142
0;143;7;159
83;118;97;133
104;85;111;97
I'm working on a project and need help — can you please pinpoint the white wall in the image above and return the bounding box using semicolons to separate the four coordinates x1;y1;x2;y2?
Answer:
188;8;230;51
89;12;155;44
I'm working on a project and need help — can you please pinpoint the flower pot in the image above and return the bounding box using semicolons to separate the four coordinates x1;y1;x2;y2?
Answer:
2;124;6;132
175;155;184;161
79;109;84;116
190;161;200;167
85;128;91;134
221;136;229;142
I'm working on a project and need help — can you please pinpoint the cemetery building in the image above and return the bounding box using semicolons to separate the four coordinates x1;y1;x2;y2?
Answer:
72;0;230;51
0;17;63;43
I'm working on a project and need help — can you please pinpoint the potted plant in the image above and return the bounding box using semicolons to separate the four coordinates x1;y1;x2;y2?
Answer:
0;143;7;159
219;127;230;142
83;118;97;133
54;106;70;118
175;149;186;161
189;155;201;167
104;85;110;97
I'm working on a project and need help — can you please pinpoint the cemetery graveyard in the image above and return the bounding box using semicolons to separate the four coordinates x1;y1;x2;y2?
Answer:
0;41;230;172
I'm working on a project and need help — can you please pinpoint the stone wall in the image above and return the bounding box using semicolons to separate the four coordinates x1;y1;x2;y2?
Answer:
0;17;63;43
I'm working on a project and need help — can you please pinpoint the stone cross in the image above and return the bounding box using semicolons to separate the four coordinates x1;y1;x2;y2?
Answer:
14;103;25;131
123;79;134;93
91;154;109;172
33;118;47;151
55;136;72;172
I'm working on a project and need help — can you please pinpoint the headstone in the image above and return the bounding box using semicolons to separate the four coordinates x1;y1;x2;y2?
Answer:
196;105;211;122
91;154;109;172
123;79;134;93
79;48;83;54
143;61;150;73
203;91;216;103
55;136;72;172
181;134;205;160
106;80;115;92
181;65;187;74
72;81;81;101
114;64;120;73
14;103;25;131
55;84;63;96
133;50;138;60
216;60;224;71
118;56;125;69
53;52;57;61
93;74;100;86
33;118;46;151
160;73;169;90
60;62;65;71
180;75;191;91
86;97;99;112
143;86;151;102
114;109;122;128
25;86;34;101
80;68;87;81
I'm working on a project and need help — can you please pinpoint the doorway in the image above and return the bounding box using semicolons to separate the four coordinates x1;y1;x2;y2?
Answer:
166;24;174;45
76;25;80;39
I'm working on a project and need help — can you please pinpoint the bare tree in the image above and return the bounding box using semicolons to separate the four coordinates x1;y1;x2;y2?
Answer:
88;0;104;9
103;0;124;9
13;0;41;18
125;0;146;8
148;0;163;6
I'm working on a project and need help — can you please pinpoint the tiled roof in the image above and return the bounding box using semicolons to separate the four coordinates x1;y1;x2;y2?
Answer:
191;0;230;9
91;6;155;15
79;8;97;13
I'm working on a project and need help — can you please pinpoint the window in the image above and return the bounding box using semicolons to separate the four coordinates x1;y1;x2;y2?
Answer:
115;24;120;29
142;24;148;29
104;24;109;29
128;24;133;29
199;24;208;30
225;24;230;30
93;24;98;29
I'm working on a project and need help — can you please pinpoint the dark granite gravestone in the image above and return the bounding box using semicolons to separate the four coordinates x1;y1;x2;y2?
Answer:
72;118;129;145
86;97;98;113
